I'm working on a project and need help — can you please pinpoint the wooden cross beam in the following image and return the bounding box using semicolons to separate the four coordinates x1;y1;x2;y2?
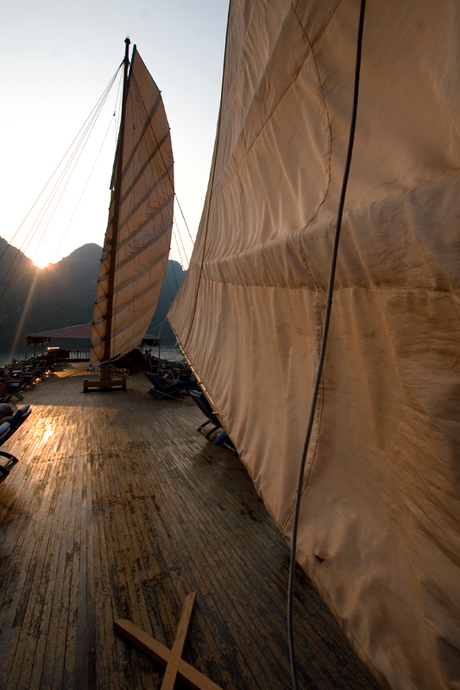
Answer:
114;592;224;690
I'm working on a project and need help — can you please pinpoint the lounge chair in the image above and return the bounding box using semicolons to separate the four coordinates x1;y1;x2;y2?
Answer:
0;404;32;476
214;431;237;455
2;374;27;402
190;390;222;438
22;367;39;389
145;372;182;399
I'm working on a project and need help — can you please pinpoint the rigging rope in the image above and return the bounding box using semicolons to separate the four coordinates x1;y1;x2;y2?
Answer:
171;221;187;277
0;67;121;267
174;195;194;246
0;67;123;335
50;113;117;264
287;2;367;688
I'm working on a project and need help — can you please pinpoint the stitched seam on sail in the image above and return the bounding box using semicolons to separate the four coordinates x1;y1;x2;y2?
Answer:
99;197;173;264
113;250;168;294
114;227;170;273
119;165;173;230
292;0;344;49
120;134;170;204
118;196;172;249
213;9;332;210
208;11;333;263
290;4;333;231
93;282;164;346
121;90;163;179
110;292;162;336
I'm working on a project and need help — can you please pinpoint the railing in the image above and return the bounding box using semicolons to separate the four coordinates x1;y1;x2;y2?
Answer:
67;350;90;361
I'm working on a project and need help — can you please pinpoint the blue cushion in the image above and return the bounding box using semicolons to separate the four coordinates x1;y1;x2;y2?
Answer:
199;393;212;412
9;405;30;428
215;432;229;447
0;421;10;439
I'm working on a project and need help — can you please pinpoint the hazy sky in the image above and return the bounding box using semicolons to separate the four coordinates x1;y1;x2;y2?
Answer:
1;0;229;268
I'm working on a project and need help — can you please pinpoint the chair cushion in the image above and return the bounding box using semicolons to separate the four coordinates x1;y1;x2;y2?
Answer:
215;432;229;447
0;421;10;440
9;405;30;428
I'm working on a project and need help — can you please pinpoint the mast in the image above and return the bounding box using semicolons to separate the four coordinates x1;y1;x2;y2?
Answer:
102;37;131;363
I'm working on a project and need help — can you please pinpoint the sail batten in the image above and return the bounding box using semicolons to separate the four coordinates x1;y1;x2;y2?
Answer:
90;46;174;365
99;202;173;264
120;136;170;202
123;110;167;176
119;170;174;229
113;253;169;293
100;221;171;276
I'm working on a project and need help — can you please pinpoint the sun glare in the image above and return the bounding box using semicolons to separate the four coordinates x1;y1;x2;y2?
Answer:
33;257;50;270
31;246;52;269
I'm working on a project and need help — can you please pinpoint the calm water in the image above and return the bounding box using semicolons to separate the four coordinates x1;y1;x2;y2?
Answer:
0;345;185;369
155;345;186;363
0;349;27;368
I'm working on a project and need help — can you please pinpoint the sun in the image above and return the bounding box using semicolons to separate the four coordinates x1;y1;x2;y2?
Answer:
32;252;51;269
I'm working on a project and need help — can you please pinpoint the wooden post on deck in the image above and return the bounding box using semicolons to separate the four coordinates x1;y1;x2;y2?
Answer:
83;364;126;392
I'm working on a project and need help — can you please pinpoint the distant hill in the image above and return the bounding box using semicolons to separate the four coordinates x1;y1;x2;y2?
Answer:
0;238;186;359
27;243;102;336
0;237;42;355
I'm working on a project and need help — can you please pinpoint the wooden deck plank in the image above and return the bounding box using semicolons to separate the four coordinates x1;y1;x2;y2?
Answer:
0;368;379;690
2;445;66;687
155;444;345;690
93;431;144;690
39;456;78;689
150;451;290;688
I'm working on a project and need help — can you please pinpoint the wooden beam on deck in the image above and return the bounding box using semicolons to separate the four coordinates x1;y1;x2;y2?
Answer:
115;593;224;690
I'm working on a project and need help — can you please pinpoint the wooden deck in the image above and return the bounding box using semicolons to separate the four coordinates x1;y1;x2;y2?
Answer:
0;367;378;690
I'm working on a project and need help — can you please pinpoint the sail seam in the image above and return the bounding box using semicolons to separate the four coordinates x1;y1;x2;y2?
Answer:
99;196;173;267
121;134;170;202
117;198;173;251
291;0;344;49
93;263;166;327
120;165;174;230
113;250;169;295
91;315;147;349
182;276;455;295
290;7;334;234
110;296;162;337
121;91;163;178
212;6;333;238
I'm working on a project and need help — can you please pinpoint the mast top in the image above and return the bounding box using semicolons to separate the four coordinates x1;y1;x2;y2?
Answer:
124;37;131;62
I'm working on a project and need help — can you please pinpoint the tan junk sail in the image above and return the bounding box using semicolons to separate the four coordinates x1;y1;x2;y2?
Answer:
169;1;460;689
91;48;174;365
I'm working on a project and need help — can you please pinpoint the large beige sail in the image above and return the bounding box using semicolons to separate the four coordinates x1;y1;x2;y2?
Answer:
91;47;174;365
169;2;460;688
